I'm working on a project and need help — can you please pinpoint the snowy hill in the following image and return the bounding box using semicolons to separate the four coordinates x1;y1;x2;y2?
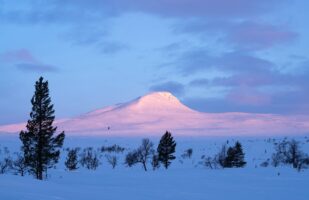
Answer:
1;91;309;136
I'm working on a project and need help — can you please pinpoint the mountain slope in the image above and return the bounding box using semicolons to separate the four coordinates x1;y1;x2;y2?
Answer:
56;92;204;134
1;92;309;136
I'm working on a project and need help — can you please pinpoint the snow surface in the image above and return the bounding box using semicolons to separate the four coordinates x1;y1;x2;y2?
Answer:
0;134;309;200
1;91;309;136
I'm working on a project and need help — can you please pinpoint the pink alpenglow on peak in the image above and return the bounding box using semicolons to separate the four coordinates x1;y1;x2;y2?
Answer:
1;92;309;136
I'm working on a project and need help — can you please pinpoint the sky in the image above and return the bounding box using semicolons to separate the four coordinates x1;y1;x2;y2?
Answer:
0;0;309;125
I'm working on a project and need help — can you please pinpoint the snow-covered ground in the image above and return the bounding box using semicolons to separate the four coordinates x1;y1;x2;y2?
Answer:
1;134;309;200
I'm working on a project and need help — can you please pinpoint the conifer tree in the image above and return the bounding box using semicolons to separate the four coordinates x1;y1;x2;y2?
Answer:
233;141;246;167
157;131;176;169
225;141;246;168
19;77;65;180
65;148;79;171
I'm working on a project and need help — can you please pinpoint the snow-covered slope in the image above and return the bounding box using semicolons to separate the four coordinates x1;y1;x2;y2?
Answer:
56;92;204;135
1;91;309;136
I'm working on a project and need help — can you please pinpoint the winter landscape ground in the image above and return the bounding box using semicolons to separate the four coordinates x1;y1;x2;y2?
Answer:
2;1;309;199
1;92;309;200
1;134;309;200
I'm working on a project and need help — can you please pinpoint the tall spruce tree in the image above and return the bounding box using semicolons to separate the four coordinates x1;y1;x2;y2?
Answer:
157;131;176;169
20;77;65;180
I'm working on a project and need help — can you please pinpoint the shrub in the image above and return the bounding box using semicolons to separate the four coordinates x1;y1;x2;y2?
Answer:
105;155;117;169
65;148;79;171
79;147;100;170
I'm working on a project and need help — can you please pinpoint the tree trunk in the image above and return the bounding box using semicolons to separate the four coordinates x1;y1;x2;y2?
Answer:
142;162;147;171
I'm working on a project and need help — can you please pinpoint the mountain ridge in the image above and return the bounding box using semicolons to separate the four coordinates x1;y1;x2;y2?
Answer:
1;91;309;136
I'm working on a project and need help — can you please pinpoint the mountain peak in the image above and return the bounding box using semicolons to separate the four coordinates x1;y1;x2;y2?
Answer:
128;91;191;113
138;91;180;103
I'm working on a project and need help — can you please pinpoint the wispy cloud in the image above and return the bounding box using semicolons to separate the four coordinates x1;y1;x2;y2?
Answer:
0;0;286;23
149;81;185;96
176;20;297;50
15;63;58;73
168;49;274;75
189;78;209;87
62;26;129;54
0;49;58;73
0;49;37;63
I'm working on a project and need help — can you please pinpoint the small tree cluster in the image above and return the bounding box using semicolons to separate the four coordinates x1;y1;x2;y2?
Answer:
202;155;220;169
0;147;12;174
125;151;138;167
79;147;100;170
224;141;246;168
124;132;176;171
272;139;309;170
181;148;193;159
12;153;27;176
124;138;154;171
101;145;125;153
209;141;246;168
0;148;28;176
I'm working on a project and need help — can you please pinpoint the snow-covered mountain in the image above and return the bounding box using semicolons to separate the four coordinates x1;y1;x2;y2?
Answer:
1;92;309;136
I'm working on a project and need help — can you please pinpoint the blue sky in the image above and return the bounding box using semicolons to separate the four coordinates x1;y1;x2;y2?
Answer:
0;0;309;125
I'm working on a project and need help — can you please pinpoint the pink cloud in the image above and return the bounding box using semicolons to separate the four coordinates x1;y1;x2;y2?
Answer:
0;49;37;63
0;49;58;72
121;0;283;18
227;21;298;49
177;20;297;50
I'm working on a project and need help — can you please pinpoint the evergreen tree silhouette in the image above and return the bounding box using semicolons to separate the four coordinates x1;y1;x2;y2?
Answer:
225;141;246;168
20;77;65;180
65;148;79;171
233;141;246;167
157;131;176;169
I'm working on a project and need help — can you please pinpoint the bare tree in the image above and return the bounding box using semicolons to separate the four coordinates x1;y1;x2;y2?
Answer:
181;148;193;159
0;147;12;174
125;151;138;167
12;153;27;176
203;156;220;169
0;158;12;174
151;153;160;170
124;138;154;171
105;155;117;169
272;139;303;169
217;144;227;168
79;147;100;170
297;156;309;171
289;140;302;168
137;138;154;171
